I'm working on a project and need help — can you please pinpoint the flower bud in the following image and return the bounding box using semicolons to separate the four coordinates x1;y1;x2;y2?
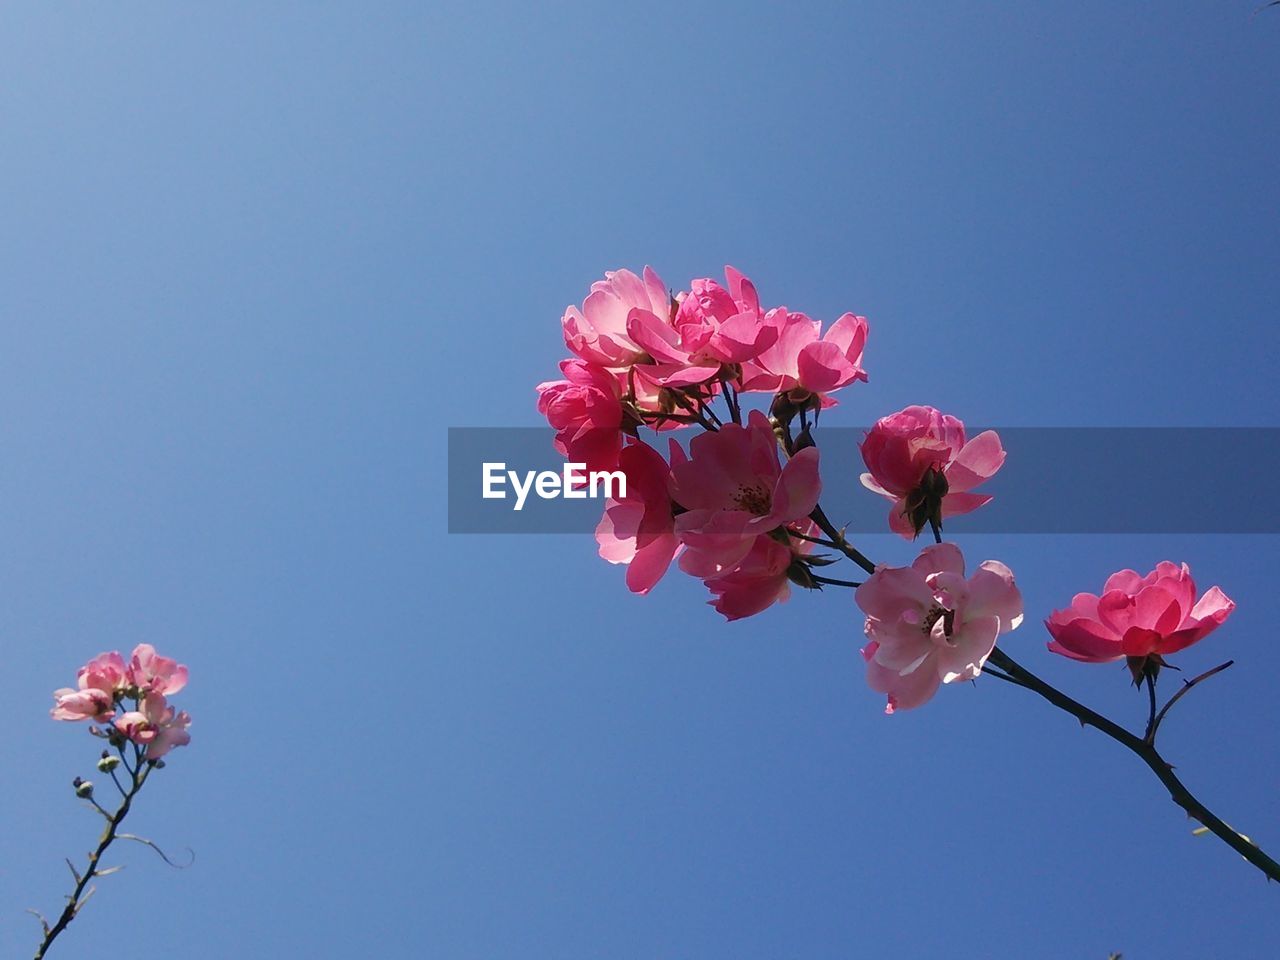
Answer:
97;753;121;773
73;777;94;799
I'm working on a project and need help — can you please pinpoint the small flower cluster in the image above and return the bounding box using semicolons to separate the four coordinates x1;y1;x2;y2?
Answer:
538;267;1236;714
537;266;868;476
51;644;192;760
538;266;867;619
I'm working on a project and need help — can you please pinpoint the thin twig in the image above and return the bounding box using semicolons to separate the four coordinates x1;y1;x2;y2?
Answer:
1147;661;1235;745
34;763;153;958
809;573;862;589
1143;673;1159;742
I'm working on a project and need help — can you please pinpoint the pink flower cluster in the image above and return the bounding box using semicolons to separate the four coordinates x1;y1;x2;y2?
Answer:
538;266;1238;715
537;267;871;619
51;644;192;759
596;410;822;619
538;266;869;475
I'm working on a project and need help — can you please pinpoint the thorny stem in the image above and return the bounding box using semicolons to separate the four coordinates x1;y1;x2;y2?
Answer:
33;758;153;958
774;415;877;577
986;647;1280;883
807;504;877;576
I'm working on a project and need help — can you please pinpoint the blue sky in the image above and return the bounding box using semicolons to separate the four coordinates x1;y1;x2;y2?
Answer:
2;2;1278;957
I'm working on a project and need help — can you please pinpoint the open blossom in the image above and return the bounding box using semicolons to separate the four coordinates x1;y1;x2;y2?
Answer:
51;688;116;722
536;359;627;474
562;267;670;368
860;405;1005;539
704;521;818;621
857;543;1022;714
596;439;683;594
128;643;189;696
78;651;128;696
1046;562;1234;682
671;409;821;578
627;267;777;387
115;692;192;758
740;309;869;407
51;651;128;722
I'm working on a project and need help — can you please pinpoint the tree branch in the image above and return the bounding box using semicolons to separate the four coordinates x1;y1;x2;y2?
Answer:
987;648;1279;883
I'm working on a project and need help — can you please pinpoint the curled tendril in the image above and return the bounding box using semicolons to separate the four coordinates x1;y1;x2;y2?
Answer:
116;833;195;869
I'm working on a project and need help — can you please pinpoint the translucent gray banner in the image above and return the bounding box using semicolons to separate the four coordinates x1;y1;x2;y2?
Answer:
448;427;1280;534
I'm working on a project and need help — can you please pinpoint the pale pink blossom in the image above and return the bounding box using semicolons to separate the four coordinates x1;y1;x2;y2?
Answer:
596;440;683;594
562;267;670;368
859;405;1005;539
127;644;189;696
115;692;192;758
740;309;869;405
51;687;116;722
50;651;129;721
77;651;128;696
704;521;818;621
671;410;821;578
1046;562;1234;681
536;359;627;473
626;267;777;386
857;543;1022;714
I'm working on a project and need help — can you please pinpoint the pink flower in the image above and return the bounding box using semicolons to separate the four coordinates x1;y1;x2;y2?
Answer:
671;410;821;578
127;644;189;696
859;405;1005;539
562;267;670;368
740;309;869;406
536;359;628;474
78;651;128;696
857;543;1023;714
596;439;682;594
704;521;818;621
115;692;192;758
50;651;128;721
51;687;116;722
626;267;777;386
1046;562;1235;682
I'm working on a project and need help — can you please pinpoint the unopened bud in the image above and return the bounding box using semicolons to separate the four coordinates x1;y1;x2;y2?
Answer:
97;754;121;773
73;777;94;799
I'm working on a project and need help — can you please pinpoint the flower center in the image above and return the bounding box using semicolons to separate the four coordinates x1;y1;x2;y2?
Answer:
733;483;772;515
921;603;956;642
